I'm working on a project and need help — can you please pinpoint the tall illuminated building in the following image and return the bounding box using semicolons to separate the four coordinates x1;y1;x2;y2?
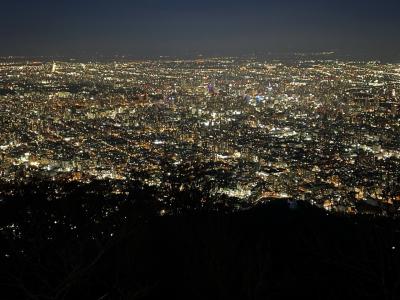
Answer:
52;62;57;73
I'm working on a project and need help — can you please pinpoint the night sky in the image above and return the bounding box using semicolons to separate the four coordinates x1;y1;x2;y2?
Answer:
1;0;400;59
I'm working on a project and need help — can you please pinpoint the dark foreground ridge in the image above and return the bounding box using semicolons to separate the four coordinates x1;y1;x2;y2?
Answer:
1;180;400;299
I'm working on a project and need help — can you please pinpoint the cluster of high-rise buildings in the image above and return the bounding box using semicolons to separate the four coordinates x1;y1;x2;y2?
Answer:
0;57;399;215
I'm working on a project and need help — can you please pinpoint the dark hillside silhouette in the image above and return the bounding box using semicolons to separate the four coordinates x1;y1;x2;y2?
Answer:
1;180;400;299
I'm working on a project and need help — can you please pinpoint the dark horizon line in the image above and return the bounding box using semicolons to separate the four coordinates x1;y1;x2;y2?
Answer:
1;52;400;63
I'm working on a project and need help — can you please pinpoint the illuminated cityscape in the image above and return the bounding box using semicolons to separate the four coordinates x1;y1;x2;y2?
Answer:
0;57;399;215
2;1;400;299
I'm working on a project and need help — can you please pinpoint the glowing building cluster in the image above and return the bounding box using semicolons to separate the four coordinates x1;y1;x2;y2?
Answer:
0;57;399;214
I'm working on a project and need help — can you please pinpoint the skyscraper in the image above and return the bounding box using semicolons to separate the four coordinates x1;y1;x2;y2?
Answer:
51;62;57;73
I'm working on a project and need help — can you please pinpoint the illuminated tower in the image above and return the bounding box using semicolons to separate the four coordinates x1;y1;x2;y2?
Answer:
51;62;57;73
